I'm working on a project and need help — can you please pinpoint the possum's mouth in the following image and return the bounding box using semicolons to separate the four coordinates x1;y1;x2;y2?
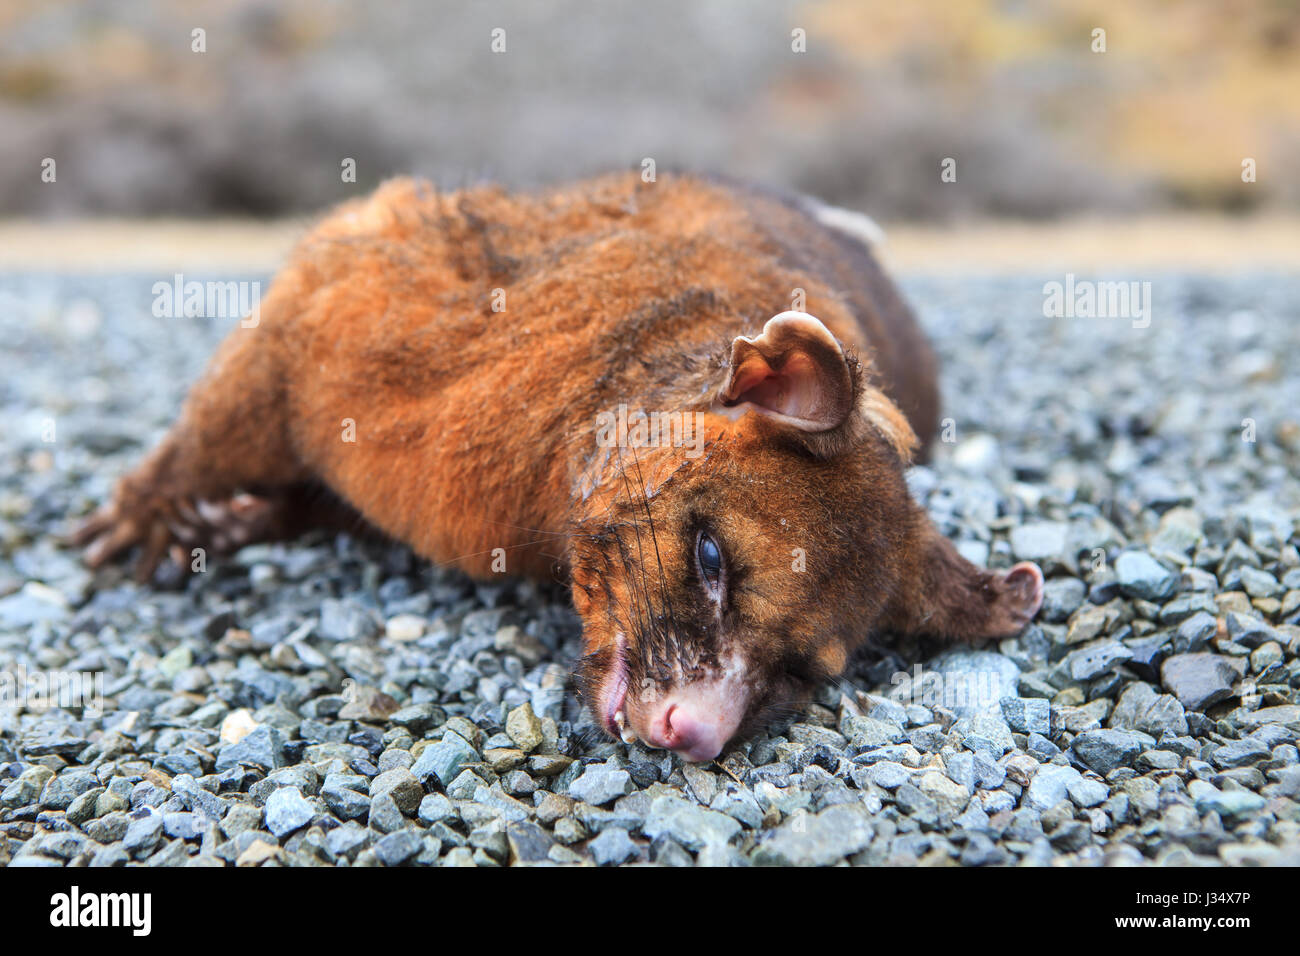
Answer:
595;635;749;762
600;632;635;743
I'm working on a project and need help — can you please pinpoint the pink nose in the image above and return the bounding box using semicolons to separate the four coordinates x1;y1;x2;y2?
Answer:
645;704;727;762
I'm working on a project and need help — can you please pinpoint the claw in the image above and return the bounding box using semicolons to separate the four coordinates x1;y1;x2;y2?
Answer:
614;709;636;744
136;520;171;582
197;499;227;524
83;518;138;567
175;499;203;526
169;544;188;569
74;485;277;582
69;506;115;547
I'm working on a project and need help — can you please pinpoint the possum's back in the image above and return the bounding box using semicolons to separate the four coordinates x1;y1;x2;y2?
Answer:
271;170;938;450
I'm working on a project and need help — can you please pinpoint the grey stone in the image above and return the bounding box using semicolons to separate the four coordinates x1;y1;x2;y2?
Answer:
1115;552;1179;601
1110;682;1158;730
867;761;910;790
1071;729;1151;775
1040;577;1087;623
1025;764;1083;811
1000;696;1051;735
1125;632;1173;681
325;823;371;861
752;804;874;866
958;713;1015;759
370;768;422;815
1225;612;1283;649
40;770;99;810
388;703;438;735
215;725;287;773
709;787;764;829
505;821;554;863
1238;566;1282;599
162;811;203;840
1161;653;1238;711
1211;738;1271;769
0;584;70;627
318;598;381;641
894;782;939;825
917;770;970;819
1010;522;1068;565
322;783;370;821
417;792;456;825
368;793;406;834
374;829;422;865
1135;694;1188;738
264;786;314;837
930;650;1021;717
505;703;546;753
972;751;1007;789
122;810;164;856
1189;781;1267;820
589;827;640;865
643;795;741;851
844;715;906;750
411;731;478;787
944;752;976;791
34;830;93;860
1067;777;1109;808
1175;612;1218;652
954;802;991;833
567;764;634;806
66;786;106;825
1064;640;1133;682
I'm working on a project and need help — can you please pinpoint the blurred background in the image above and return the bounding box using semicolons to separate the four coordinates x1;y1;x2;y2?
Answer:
2;1;1300;873
1;0;1297;227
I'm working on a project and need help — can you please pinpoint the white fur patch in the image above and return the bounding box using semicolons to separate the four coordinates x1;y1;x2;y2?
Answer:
808;200;886;247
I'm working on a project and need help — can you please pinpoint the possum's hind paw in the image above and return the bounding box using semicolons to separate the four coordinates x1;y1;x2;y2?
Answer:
72;490;278;582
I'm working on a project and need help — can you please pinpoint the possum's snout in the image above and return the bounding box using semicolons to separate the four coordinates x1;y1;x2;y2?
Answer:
596;643;747;763
589;634;748;762
631;674;749;763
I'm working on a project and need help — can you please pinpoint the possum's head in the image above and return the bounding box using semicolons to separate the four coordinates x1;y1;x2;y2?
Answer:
569;313;1043;762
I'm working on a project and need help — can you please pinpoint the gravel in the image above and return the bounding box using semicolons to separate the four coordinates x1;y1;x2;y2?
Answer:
1;271;1298;867
588;827;639;866
263;787;315;837
567;764;635;807
1115;551;1181;601
1161;653;1241;711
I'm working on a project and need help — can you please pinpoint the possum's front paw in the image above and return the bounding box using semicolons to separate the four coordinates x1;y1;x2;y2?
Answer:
72;484;277;582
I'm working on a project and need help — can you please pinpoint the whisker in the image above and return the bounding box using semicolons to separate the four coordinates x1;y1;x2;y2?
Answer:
627;445;682;650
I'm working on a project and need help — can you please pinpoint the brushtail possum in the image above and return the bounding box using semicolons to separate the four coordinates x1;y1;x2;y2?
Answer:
75;171;1044;762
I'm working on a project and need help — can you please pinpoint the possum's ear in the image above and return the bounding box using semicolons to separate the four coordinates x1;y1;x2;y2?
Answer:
716;312;852;430
714;311;915;460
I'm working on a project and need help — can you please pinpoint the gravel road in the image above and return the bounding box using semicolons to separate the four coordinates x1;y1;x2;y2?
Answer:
2;269;1298;866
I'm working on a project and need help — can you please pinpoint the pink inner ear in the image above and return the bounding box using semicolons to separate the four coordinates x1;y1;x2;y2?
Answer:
728;353;826;421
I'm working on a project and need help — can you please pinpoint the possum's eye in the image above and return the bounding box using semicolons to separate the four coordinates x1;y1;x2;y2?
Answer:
696;530;724;597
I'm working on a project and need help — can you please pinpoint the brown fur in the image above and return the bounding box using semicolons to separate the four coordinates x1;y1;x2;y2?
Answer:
74;170;1041;752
